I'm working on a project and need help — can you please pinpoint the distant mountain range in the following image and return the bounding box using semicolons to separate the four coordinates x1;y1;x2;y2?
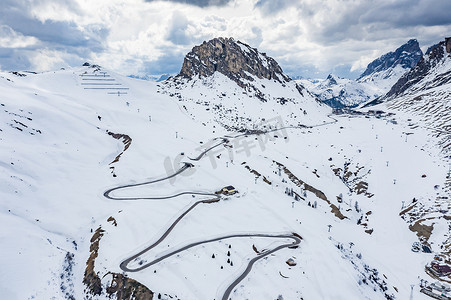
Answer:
298;39;424;108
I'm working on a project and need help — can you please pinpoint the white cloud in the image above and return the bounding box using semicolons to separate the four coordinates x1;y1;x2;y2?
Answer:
29;49;68;72
1;0;451;77
0;25;39;48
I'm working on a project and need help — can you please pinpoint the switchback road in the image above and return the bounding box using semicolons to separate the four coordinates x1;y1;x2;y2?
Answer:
102;118;346;298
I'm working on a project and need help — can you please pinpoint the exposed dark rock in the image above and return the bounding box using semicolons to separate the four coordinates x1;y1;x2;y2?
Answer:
358;39;422;80
83;225;154;300
105;273;154;300
325;74;337;85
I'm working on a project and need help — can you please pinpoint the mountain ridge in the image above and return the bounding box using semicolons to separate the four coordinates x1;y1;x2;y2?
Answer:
358;39;422;81
384;37;451;100
301;39;424;108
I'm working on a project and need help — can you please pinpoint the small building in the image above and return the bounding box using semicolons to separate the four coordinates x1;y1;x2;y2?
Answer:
216;185;237;195
427;262;451;277
286;258;297;266
421;281;451;300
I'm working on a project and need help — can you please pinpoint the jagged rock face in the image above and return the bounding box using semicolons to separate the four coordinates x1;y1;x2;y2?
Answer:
179;37;291;86
325;74;337;86
384;39;450;99
446;37;451;54
358;39;422;80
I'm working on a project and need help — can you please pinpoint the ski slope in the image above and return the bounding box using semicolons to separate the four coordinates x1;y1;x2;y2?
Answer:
0;65;448;300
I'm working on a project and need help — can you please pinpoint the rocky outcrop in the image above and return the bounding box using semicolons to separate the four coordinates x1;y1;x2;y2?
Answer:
358;39;422;80
179;37;291;87
84;225;154;300
107;131;132;177
446;37;451;54
160;37;328;132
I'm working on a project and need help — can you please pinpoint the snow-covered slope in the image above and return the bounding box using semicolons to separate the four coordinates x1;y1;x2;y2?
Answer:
1;60;450;299
0;65;221;299
161;37;330;131
299;74;381;108
360;38;451;283
161;72;330;131
380;38;451;158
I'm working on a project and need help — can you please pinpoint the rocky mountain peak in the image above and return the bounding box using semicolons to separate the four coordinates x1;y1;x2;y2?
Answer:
325;74;338;85
178;37;291;87
384;38;451;99
358;39;423;80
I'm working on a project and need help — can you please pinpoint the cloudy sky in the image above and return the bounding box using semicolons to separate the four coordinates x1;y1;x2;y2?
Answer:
1;0;450;79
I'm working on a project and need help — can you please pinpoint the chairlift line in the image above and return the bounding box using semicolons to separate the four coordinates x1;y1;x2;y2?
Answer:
83;87;129;90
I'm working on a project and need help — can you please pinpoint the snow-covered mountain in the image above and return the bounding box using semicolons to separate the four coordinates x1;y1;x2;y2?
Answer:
2;38;451;300
302;39;423;108
129;73;173;82
160;37;330;131
300;74;381;108
382;37;451;157
360;38;451;287
358;39;423;89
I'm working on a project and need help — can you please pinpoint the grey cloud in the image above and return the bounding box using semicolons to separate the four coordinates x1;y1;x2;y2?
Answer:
254;0;296;15
141;49;186;75
166;11;192;45
246;27;263;49
202;15;227;31
15;19;103;49
303;0;451;45
360;0;451;27
145;0;232;8
0;0;108;71
0;48;33;71
0;2;107;51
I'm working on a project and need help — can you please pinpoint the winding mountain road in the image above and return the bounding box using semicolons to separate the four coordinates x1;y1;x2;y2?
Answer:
105;160;301;299
104;116;339;299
